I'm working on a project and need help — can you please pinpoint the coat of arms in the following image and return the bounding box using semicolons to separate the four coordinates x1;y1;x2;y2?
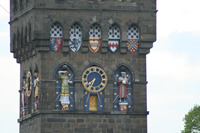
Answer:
89;38;101;53
50;37;62;52
69;38;82;52
108;25;120;53
50;24;63;52
69;24;82;52
108;40;119;53
127;39;139;54
89;24;101;53
127;25;140;54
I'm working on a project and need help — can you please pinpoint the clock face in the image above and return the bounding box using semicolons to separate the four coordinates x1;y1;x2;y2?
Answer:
82;66;107;93
26;71;32;97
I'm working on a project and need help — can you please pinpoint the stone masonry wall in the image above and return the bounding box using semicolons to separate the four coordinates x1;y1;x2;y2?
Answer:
19;111;148;133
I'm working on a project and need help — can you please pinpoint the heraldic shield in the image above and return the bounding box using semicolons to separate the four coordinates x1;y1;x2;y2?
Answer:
50;24;63;52
69;38;82;52
50;37;62;52
127;39;139;54
108;39;119;53
89;38;101;53
69;24;82;52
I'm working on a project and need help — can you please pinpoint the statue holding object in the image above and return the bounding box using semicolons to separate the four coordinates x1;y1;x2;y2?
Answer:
118;72;128;102
59;65;73;110
118;71;128;110
34;66;39;111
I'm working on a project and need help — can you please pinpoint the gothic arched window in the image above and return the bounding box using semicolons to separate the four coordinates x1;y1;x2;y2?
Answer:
55;64;75;110
113;66;133;111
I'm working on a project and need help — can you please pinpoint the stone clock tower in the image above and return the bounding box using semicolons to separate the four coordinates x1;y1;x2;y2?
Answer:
10;0;156;133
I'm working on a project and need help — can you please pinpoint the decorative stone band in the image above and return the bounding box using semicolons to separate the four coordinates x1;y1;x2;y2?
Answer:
18;110;149;122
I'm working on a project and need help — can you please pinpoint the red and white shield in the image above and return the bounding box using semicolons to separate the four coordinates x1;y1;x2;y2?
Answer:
50;24;63;52
89;38;101;53
108;40;119;53
50;37;62;52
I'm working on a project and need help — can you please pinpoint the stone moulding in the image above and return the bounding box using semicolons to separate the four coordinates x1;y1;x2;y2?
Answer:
18;110;149;123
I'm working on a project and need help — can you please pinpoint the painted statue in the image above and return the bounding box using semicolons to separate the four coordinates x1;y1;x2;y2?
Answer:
26;71;32;97
118;72;128;102
21;73;26;117
34;67;39;111
59;65;73;110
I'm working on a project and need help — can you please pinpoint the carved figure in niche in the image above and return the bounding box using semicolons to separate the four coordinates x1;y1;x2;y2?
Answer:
59;65;73;110
26;70;32;97
34;66;39;111
118;72;128;103
21;72;26;117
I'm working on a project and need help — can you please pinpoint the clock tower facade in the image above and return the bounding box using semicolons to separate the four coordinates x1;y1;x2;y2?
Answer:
10;0;156;133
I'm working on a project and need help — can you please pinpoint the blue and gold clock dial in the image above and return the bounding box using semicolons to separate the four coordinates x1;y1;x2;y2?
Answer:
82;66;107;93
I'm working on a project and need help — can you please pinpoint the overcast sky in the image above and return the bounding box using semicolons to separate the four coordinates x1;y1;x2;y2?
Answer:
0;0;200;133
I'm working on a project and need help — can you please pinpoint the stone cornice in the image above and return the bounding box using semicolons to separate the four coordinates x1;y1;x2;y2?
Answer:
18;109;149;123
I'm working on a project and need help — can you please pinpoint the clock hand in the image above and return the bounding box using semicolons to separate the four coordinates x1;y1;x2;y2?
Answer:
90;78;96;86
88;78;96;90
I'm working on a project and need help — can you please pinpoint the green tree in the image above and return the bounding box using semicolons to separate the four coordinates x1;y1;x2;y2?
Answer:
182;105;200;133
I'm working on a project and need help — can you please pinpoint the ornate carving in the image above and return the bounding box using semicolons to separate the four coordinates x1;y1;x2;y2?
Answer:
120;105;127;111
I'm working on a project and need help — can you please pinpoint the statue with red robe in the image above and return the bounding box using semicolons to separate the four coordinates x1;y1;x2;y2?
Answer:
118;72;128;102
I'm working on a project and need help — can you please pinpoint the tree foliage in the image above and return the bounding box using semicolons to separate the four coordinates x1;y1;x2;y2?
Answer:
182;105;200;133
